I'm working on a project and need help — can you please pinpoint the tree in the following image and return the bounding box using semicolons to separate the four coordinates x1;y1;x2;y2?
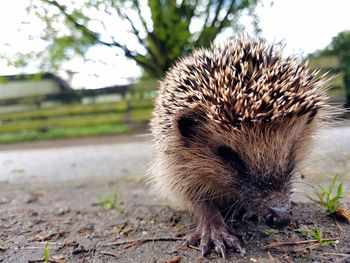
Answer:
312;31;350;107
11;0;259;79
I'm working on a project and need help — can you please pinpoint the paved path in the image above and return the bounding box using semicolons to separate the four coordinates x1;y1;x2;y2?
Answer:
0;135;152;183
0;127;349;199
303;126;350;179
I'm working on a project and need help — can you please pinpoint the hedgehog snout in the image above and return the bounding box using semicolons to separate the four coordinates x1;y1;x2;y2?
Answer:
265;203;292;229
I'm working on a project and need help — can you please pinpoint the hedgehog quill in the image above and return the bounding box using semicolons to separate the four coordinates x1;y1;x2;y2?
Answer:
149;37;329;258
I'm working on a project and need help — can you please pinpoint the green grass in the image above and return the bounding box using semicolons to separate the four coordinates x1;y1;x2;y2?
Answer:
0;124;131;144
308;56;340;69
43;242;49;263
0;101;153;144
0;109;151;134
0;99;153;122
307;55;345;99
97;186;125;213
0;113;123;133
0;98;154;144
0;102;152;138
307;174;344;214
295;225;336;248
131;108;153;122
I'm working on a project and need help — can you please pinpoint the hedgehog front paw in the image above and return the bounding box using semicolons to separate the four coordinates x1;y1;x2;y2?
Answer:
185;223;245;258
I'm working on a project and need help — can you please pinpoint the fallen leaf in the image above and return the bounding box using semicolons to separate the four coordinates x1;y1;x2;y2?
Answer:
336;207;350;223
165;255;181;263
52;255;68;263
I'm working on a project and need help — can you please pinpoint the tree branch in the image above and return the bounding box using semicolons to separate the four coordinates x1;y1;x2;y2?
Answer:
202;0;214;27
217;0;238;31
130;0;164;71
210;0;225;27
46;0;99;41
96;38;158;75
114;9;145;46
115;9;160;66
179;0;198;21
131;0;150;34
46;0;160;76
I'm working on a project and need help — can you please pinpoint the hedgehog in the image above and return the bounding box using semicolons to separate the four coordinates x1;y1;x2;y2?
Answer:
149;36;329;258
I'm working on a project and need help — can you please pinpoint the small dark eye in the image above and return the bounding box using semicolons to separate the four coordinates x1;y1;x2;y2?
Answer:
216;146;248;173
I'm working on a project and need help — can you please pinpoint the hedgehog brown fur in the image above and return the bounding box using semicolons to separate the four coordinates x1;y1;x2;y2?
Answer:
149;36;329;258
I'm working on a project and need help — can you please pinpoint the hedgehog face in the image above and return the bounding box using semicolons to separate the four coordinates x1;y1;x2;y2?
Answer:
174;108;319;228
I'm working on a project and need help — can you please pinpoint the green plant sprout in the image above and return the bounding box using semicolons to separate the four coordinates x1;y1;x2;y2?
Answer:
43;242;49;263
307;174;344;214
295;225;336;248
97;186;125;213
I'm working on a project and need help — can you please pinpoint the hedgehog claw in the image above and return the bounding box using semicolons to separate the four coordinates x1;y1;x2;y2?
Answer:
201;243;210;257
185;224;244;258
184;232;200;247
213;239;226;259
200;231;211;256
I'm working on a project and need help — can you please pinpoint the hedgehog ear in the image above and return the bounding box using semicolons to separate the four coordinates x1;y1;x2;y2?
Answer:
175;109;205;140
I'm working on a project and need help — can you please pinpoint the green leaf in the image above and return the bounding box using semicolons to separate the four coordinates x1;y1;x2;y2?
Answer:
337;183;344;198
295;227;316;238
8;0;259;78
314;226;322;242
327;174;339;200
43;242;49;263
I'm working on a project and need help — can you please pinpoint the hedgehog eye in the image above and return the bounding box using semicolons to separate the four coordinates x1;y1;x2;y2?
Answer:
177;116;198;139
216;146;248;173
175;110;204;140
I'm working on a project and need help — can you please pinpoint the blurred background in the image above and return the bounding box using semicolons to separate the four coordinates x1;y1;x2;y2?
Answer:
0;2;350;261
0;0;349;144
0;0;349;191
0;0;350;262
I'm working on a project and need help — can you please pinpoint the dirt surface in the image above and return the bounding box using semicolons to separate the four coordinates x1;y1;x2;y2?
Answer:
0;126;350;263
1;176;350;263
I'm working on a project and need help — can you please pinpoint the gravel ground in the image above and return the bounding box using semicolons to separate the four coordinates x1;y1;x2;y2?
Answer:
0;177;349;263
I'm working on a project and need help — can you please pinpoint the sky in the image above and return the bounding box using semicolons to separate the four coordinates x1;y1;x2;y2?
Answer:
0;0;349;89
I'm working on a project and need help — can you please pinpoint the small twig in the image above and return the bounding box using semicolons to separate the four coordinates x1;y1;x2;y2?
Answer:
264;237;340;249
123;241;140;249
188;245;200;251
323;252;350;257
32;232;66;242
103;237;184;248
40;217;68;222
99;251;118;258
293;243;320;253
19;243;61;250
21;247;44;250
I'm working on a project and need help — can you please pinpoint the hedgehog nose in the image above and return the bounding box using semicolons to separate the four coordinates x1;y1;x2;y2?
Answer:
266;204;292;229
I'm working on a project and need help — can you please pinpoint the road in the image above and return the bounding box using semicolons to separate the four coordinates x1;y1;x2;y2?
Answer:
0;127;349;199
0;135;152;183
